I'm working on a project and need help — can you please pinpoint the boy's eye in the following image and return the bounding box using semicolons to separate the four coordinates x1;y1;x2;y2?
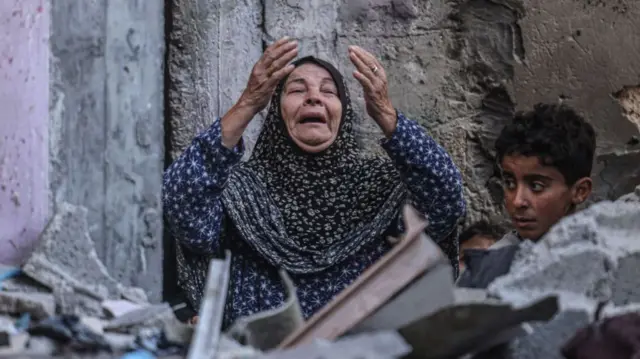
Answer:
530;182;546;192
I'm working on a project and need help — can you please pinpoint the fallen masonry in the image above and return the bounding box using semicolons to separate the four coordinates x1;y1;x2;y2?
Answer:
0;186;639;358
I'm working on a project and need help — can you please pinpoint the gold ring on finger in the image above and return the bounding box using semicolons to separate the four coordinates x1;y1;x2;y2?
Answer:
371;66;378;75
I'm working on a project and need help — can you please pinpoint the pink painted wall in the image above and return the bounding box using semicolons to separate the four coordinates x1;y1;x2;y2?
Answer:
0;0;49;265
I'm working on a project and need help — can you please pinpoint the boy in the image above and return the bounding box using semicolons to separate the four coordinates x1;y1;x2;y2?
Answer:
458;220;506;271
457;103;596;288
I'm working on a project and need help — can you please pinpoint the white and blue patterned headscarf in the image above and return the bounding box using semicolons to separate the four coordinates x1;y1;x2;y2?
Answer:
220;56;407;273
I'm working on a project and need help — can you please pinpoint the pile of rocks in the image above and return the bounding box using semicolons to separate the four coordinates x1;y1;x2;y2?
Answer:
481;185;640;358
0;203;193;358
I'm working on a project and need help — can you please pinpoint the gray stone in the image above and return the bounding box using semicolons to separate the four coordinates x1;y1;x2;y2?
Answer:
0;292;55;320
101;300;144;318
50;0;164;302
118;286;149;304
103;303;174;332
26;336;59;355
611;253;640;306
23;203;121;300
262;331;411;359
103;332;135;351
474;310;591;359
54;286;104;318
0;333;29;356
0;275;51;294
489;200;640;310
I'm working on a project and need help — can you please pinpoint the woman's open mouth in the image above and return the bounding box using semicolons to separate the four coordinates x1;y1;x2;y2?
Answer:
300;116;326;124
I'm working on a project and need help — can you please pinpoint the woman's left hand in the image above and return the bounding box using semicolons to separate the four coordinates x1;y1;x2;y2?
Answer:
348;46;397;138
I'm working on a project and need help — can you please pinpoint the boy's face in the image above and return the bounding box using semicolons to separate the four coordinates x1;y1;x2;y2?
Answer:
500;154;592;241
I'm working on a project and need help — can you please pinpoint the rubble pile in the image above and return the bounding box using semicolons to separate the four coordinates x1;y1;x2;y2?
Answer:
484;186;640;358
0;203;193;358
2;187;639;358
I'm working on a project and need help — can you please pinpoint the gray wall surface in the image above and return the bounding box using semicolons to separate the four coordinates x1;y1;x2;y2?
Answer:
167;0;640;226
50;0;165;302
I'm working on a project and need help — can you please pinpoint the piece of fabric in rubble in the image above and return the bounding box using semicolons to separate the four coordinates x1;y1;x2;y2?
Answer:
167;56;465;328
562;312;640;359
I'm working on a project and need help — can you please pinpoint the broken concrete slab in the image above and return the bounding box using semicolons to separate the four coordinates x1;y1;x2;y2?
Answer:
0;273;52;294
489;200;640;312
0;332;29;356
22;202;149;305
103;303;174;332
481;194;640;357
0;292;55;320
262;331;411;359
398;295;558;359
54;285;104;318
102;300;144;318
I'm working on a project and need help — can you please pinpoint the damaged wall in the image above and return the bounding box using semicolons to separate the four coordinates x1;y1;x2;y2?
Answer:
49;1;165;301
0;0;50;265
167;0;640;226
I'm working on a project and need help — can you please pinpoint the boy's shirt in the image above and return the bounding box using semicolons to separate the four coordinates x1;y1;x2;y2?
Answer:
456;231;523;289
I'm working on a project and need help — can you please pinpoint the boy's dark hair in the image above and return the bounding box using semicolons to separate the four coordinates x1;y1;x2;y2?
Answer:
459;220;506;246
494;103;596;185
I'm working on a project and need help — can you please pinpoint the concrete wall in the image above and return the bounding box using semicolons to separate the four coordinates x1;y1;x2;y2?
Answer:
50;1;165;301
0;0;50;265
167;0;640;225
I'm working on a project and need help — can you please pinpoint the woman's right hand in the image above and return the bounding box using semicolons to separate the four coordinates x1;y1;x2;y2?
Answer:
238;37;299;113
221;37;298;148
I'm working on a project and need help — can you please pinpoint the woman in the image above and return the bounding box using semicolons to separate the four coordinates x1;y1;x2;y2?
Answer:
164;37;466;328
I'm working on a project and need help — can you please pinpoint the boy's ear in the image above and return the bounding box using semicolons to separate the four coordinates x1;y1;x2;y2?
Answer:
571;177;592;206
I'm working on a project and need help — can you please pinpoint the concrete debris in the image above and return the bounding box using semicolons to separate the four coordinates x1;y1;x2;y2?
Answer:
102;299;145;318
0;202;191;357
0;332;28;356
104;303;175;331
400;295;558;359
262;331;411;359
22;202;148;304
482;196;640;358
0;291;55;319
54;285;104;318
489;200;640;311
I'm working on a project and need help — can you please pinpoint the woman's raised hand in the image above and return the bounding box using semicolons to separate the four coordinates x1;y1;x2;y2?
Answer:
348;46;397;138
239;37;299;113
221;37;298;148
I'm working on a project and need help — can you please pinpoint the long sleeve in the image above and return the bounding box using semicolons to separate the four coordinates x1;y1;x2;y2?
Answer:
163;118;244;254
381;111;466;242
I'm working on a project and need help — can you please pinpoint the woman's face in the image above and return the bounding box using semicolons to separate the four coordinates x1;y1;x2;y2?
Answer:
280;63;343;153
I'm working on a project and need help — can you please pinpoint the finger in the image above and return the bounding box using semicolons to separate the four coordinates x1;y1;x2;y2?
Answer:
269;64;296;84
267;46;298;76
355;46;386;78
263;38;297;68
353;70;374;91
349;49;377;81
